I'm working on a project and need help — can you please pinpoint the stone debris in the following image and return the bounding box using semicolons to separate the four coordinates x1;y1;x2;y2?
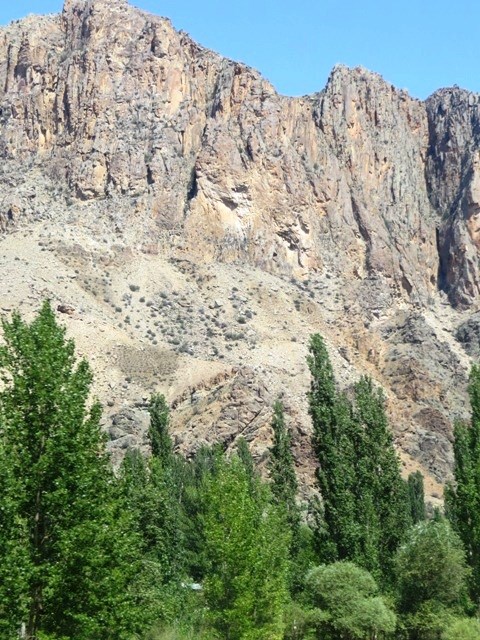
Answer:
0;0;478;503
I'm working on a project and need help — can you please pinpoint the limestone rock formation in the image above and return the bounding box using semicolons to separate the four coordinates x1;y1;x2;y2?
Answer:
1;0;480;501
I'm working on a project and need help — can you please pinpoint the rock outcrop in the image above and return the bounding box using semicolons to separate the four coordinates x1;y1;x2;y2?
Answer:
1;0;480;500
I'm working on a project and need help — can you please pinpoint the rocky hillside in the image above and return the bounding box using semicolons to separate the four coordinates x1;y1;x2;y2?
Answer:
1;0;480;502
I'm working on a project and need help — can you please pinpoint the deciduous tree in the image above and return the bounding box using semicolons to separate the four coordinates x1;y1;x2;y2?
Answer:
202;455;291;639
407;470;427;524
305;561;396;640
0;302;142;639
395;518;471;636
445;365;480;601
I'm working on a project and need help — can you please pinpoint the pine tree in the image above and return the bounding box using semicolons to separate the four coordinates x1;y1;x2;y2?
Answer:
445;365;480;601
407;470;426;524
0;302;143;639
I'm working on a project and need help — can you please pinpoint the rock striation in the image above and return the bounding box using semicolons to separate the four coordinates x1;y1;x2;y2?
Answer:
1;0;480;500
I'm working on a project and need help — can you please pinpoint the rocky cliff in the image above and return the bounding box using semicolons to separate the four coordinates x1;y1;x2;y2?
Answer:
1;0;480;502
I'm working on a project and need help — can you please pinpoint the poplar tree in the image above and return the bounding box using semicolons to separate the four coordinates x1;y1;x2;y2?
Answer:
308;335;410;585
407;470;426;524
445;365;480;601
202;455;291;639
0;302;142;639
308;335;359;564
353;376;411;582
269;401;315;594
180;444;223;582
237;436;257;486
269;400;300;538
149;393;173;466
120;395;185;622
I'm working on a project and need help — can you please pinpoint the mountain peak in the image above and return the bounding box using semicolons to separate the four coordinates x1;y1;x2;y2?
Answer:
0;0;478;500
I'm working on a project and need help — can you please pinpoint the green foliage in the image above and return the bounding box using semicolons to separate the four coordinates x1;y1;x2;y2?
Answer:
180;444;223;582
8;313;479;639
442;617;480;640
269;400;303;554
269;401;300;532
353;376;412;582
307;334;410;584
202;455;291;639
407;470;427;524
149;393;173;465
0;302;143;639
401;601;457;640
308;335;357;564
140;587;210;640
282;600;317;640
120;395;187;625
236;436;257;486
395;520;471;618
305;561;397;640
445;365;480;601
269;400;314;594
119;450;184;624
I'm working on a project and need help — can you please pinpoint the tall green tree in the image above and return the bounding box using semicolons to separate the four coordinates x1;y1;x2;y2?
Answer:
308;335;359;564
269;400;300;543
0;302;143;639
395;519;472;639
120;395;186;623
236;436;257;489
268;400;315;594
308;335;410;585
149;393;173;466
353;376;411;582
407;470;426;524
180;444;223;583
202;455;291;639
446;365;480;601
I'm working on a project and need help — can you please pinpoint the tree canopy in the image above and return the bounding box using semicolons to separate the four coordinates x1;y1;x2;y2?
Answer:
0;301;143;639
308;334;410;584
445;365;480;600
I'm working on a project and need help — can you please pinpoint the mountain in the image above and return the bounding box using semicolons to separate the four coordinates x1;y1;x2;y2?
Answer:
1;0;480;502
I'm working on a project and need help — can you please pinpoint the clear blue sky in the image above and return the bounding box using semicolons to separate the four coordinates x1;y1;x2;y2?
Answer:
2;1;479;99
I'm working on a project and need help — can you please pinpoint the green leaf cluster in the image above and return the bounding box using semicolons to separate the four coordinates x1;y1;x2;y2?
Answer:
0;302;144;639
307;334;411;583
305;561;396;640
201;454;291;639
445;365;480;600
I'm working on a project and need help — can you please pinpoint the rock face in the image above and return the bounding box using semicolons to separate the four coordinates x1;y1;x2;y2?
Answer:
1;0;480;499
426;90;480;308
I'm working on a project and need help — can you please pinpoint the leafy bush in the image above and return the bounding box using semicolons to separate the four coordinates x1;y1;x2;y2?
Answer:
305;562;397;640
442;617;480;640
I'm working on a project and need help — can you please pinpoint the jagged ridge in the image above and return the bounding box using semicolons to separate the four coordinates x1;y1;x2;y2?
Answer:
1;0;480;500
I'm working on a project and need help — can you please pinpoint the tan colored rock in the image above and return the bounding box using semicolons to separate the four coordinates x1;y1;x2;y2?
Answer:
1;0;480;500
